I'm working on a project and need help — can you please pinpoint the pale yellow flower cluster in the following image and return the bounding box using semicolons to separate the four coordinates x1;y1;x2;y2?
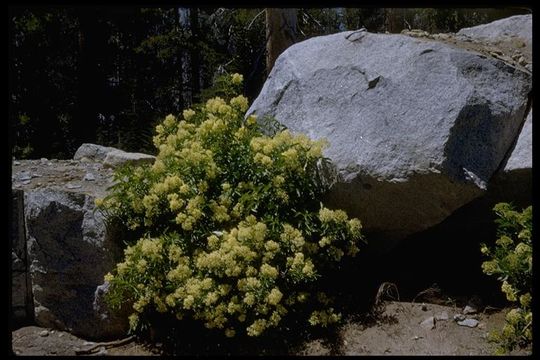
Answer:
100;72;366;338
286;252;316;278
501;281;517;302
281;224;305;250
308;308;341;327
231;73;243;85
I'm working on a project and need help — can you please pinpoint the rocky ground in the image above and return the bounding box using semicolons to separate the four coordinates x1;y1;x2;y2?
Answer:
12;158;115;198
11;300;531;356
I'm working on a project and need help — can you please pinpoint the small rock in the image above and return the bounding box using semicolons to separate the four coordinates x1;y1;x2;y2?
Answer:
457;318;479;328
435;311;449;321
83;341;95;346
19;174;32;181
40;157;48;163
50;330;55;334
478;322;486;330
66;183;82;189
453;314;466;322
518;56;527;65
421;303;427;311
411;335;423;340
13;161;21;165
47;162;53;166
420;316;435;330
58;333;64;337
31;173;42;178
22;180;31;185
83;173;96;181
39;330;49;337
463;305;477;315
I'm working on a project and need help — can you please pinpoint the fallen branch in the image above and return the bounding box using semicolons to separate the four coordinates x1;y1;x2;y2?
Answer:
75;335;135;355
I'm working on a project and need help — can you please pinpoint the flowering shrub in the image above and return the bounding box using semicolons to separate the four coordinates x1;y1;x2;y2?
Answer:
480;203;532;354
98;73;364;338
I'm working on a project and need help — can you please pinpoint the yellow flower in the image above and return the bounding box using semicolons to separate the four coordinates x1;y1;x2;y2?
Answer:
104;272;114;282
230;95;249;112
520;293;532;308
183;109;196;121
225;328;236;338
260;264;278;279
246;319;267;337
231;73;243;85
128;313;139;329
246;115;257;126
163;114;177;128
267;288;283;306
501;281;517;302
505;308;522;325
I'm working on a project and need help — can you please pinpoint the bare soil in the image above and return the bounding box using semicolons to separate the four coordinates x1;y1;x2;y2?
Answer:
11;300;531;356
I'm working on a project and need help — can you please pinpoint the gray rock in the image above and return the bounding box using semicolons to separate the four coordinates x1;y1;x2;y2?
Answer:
457;15;531;54
65;183;82;189
19;173;32;181
103;149;155;168
457;318;479;328
486;107;532;206
39;330;49;337
248;29;531;244
420;316;435;330
25;188;126;339
463;305;477;315
14;161;21;165
453;314;466;322
84;173;96;181
435;311;449;321
73;143;117;162
503;107;532;172
93;282;130;337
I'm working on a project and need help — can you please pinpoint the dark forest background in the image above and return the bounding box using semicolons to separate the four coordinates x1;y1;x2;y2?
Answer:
9;7;530;160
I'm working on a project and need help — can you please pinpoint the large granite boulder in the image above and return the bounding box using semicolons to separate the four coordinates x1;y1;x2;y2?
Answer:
12;159;130;339
247;27;531;245
25;188;127;339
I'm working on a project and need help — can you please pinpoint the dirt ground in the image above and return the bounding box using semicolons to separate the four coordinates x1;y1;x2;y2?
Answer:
11;301;531;356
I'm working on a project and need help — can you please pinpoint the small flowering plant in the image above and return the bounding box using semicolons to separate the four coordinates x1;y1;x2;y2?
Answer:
98;73;365;338
480;203;532;354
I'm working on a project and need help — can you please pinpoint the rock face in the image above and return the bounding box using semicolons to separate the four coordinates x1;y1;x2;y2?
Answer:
502;107;532;173
11;157;134;340
103;149;156;168
24;188;127;339
247;26;531;244
487;106;532;206
73;143;117;162
74;143;156;168
11;189;33;323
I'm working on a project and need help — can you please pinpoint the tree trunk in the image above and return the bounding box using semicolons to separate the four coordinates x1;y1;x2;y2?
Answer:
265;8;297;75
